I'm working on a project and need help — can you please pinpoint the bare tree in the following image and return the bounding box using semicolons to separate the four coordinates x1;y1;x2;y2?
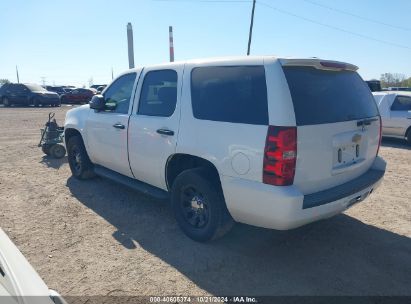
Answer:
380;73;407;88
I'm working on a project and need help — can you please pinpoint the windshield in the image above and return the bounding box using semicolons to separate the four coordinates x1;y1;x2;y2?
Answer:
25;84;47;92
283;66;379;126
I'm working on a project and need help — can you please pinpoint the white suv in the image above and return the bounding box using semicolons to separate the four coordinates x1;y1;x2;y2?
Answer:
64;56;386;242
373;91;411;145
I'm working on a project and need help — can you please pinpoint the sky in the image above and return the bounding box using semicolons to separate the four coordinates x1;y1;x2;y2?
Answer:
0;0;410;87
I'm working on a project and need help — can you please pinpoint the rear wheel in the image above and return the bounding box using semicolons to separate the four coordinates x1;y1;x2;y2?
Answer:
50;144;66;159
171;168;234;242
67;136;95;179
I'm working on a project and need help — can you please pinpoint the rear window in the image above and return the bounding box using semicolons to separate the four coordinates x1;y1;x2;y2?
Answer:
283;67;379;126
191;66;268;125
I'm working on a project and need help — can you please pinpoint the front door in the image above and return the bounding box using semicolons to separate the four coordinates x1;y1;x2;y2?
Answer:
85;72;139;177
128;66;183;190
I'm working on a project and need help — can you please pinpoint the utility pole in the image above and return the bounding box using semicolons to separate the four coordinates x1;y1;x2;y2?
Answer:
169;26;175;62
41;77;46;86
127;23;135;69
111;67;114;80
247;0;256;56
16;66;20;83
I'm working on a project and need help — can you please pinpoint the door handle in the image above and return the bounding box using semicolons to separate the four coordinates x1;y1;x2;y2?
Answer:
113;123;125;129
156;129;174;136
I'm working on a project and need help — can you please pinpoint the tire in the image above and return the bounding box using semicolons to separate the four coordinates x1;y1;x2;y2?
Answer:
67;136;95;179
3;97;11;107
406;128;411;145
41;144;52;155
50;144;66;159
171;168;234;242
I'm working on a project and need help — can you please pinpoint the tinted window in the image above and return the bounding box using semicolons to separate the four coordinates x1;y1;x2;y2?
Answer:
391;96;411;111
103;73;137;114
191;66;268;125
138;70;177;117
283;67;379;126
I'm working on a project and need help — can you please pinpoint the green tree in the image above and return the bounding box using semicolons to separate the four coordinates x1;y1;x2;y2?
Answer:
0;79;10;85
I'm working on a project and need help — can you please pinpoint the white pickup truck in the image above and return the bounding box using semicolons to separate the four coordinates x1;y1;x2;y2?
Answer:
64;56;386;242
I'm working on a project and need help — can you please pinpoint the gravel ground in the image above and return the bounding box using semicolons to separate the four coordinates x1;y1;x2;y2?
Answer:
0;106;410;298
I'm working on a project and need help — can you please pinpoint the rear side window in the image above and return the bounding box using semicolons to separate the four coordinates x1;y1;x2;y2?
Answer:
283;67;379;125
138;70;178;117
191;66;268;125
391;96;411;111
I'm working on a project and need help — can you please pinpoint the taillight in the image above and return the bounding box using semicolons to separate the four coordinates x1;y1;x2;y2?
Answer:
263;126;297;186
376;116;382;156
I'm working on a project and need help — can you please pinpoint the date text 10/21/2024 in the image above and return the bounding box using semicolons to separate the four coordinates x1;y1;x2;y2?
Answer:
149;296;258;303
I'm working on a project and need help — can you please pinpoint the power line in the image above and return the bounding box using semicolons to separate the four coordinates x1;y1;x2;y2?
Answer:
302;0;411;32
258;1;411;51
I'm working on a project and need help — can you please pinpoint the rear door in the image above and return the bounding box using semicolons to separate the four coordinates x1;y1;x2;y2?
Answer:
128;67;183;189
389;95;411;137
281;62;381;194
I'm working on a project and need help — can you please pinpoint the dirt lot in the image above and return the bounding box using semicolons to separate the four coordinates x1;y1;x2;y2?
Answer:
0;106;410;297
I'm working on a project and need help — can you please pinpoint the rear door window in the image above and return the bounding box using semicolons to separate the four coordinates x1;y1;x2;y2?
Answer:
391;96;411;111
283;67;379;125
138;70;178;117
191;66;268;125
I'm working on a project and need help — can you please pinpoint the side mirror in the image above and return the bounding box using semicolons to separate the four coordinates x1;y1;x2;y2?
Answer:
89;95;105;111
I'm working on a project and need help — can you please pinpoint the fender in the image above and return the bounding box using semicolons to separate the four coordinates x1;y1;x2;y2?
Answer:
64;104;92;149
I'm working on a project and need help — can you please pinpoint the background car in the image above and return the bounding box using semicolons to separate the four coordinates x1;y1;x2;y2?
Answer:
60;88;95;104
0;83;61;107
96;85;107;94
45;86;67;96
90;84;106;90
373;91;411;144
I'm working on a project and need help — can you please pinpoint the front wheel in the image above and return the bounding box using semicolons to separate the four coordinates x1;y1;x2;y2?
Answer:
67;136;95;179
171;168;234;242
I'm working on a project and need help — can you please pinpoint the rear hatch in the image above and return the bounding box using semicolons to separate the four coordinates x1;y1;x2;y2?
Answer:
281;59;380;195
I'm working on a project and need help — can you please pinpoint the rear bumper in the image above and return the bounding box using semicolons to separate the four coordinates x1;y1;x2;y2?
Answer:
222;156;386;230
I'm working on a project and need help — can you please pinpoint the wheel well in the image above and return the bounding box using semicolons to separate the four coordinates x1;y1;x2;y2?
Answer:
406;126;411;139
166;154;221;190
64;128;82;146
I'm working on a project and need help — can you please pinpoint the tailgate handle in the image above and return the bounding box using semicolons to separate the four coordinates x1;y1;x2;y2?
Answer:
357;118;378;126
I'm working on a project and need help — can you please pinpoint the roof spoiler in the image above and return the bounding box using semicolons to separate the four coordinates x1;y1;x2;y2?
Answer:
279;59;358;72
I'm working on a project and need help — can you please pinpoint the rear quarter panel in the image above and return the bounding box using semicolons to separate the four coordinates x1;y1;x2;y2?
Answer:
177;60;269;182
